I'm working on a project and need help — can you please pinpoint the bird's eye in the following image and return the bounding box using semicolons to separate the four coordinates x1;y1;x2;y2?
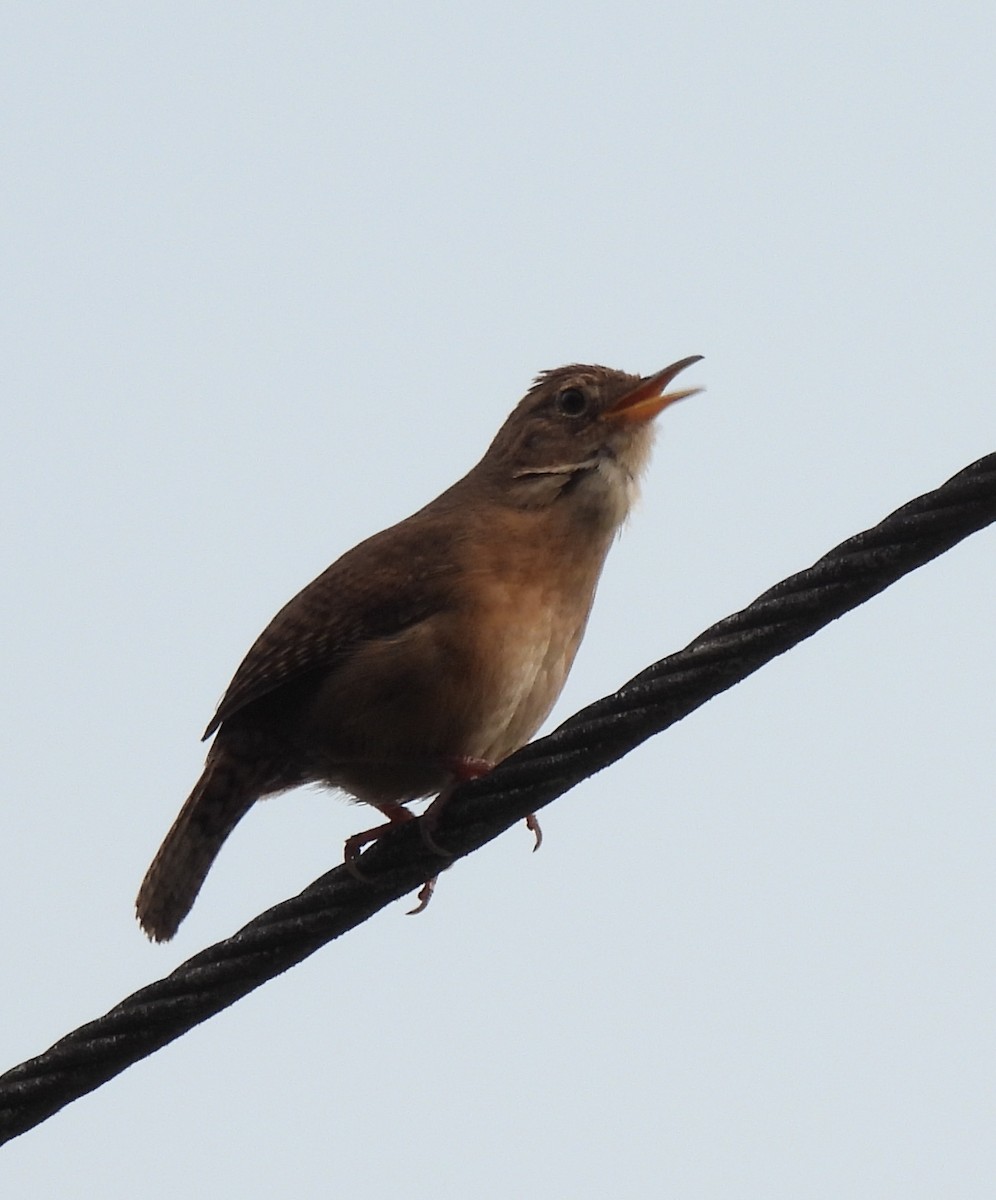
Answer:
557;387;589;417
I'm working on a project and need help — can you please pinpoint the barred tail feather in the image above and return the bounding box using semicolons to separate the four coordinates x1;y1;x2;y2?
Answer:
136;753;257;942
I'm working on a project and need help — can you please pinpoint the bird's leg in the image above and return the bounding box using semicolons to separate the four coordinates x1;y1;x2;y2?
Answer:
342;801;446;916
345;754;542;915
416;752;542;862
420;754;543;857
449;755;495;779
409;769;543;916
343;801;415;882
402;756;491;915
417;756;493;855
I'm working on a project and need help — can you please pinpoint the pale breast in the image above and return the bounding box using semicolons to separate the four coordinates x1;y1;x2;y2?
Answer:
461;579;592;764
454;504;617;764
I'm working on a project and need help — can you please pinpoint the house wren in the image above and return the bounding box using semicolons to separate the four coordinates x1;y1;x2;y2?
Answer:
136;356;703;940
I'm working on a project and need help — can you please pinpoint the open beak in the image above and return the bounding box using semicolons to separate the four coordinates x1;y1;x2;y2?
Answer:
605;355;704;425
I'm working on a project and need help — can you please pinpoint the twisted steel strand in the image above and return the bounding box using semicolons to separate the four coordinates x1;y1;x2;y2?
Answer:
1;452;993;1146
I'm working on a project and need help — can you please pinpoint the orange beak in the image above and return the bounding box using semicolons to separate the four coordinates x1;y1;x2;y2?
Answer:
604;355;704;425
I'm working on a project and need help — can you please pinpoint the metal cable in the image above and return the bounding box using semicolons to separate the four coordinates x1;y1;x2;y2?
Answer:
1;451;993;1146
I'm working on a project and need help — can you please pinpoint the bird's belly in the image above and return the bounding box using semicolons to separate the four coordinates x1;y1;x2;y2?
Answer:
466;604;577;764
301;590;584;805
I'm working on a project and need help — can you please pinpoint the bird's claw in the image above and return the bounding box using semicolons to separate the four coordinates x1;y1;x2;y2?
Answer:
407;876;437;915
526;812;543;851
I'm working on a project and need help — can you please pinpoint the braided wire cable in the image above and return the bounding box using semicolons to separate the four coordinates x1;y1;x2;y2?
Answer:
1;451;994;1146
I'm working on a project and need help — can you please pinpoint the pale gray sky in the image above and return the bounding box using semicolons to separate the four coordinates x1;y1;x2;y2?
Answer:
3;4;995;1196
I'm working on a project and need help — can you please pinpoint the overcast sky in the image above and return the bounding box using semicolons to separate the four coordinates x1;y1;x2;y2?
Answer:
3;4;995;1196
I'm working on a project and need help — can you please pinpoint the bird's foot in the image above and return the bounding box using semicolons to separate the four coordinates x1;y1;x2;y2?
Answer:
447;755;543;851
343;803;415;883
404;769;479;912
429;756;543;855
418;761;488;859
341;801;448;914
408;811;540;916
526;812;543;851
416;790;458;860
406;876;437;915
346;759;539;913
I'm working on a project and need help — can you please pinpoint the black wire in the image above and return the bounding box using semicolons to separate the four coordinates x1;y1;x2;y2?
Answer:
1;452;993;1146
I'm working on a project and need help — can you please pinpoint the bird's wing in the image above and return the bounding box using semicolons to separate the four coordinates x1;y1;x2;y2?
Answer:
202;518;460;738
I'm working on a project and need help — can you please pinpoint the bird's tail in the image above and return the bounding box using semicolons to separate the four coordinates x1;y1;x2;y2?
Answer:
136;749;258;942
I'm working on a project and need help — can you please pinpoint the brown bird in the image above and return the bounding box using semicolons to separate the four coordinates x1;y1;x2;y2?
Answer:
136;356;703;940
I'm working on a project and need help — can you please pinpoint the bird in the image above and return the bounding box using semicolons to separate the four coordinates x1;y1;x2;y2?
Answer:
136;355;703;940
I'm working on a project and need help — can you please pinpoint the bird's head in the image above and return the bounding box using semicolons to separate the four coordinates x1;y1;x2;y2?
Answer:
476;356;703;528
